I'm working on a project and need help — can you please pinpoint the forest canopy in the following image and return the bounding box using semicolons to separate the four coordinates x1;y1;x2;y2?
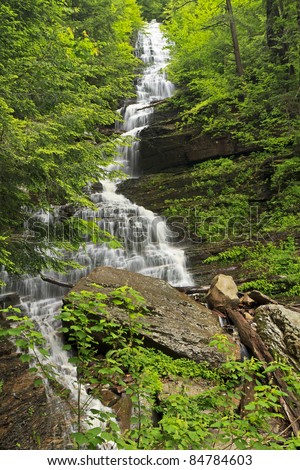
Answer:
0;0;143;275
138;0;169;20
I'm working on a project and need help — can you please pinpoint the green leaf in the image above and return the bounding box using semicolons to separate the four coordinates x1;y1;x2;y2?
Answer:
20;354;32;363
34;378;44;387
15;339;28;348
39;348;49;357
244;402;257;411
72;432;88;446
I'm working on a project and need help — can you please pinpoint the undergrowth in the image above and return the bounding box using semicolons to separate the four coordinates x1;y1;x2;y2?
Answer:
1;287;300;450
204;237;300;296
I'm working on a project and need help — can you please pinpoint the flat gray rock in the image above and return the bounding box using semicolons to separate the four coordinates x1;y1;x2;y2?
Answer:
68;266;237;367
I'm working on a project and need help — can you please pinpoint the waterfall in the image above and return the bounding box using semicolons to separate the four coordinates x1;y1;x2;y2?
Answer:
0;21;193;444
72;21;191;287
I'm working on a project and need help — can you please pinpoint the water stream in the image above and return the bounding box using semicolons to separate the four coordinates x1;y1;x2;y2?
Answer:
0;21;193;442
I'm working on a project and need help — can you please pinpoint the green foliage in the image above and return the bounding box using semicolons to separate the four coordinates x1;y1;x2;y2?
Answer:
0;379;3;394
163;156;262;243
204;245;250;264
205;237;300;296
131;348;219;381
163;0;300;151
2;298;300;450
58;286;149;447
125;335;300;450
137;0;168;20
0;0;143;275
266;156;300;232
0;306;55;386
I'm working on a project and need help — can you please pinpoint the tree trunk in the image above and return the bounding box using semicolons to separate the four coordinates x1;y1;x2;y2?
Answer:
266;0;280;49
225;0;243;76
266;0;289;64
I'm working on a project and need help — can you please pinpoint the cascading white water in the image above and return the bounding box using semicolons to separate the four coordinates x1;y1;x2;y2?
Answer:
116;21;175;177
71;21;191;287
0;21;193;443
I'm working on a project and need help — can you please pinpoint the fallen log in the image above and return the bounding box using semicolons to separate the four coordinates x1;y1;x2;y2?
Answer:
225;307;300;435
225;308;273;362
176;285;210;295
41;274;74;289
137;98;168;111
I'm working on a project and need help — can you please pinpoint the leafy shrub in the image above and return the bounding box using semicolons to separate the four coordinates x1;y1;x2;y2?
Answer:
205;237;300;296
2;297;300;450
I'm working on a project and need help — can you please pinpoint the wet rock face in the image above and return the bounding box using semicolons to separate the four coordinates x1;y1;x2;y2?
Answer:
0;292;20;309
255;304;300;372
138;111;257;175
67;266;235;367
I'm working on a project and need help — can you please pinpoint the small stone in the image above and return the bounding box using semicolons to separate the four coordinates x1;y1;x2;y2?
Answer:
240;293;255;306
158;377;212;401
98;389;119;407
243;312;254;322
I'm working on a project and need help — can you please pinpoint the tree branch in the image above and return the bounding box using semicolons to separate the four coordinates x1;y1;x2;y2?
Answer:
41;274;74;289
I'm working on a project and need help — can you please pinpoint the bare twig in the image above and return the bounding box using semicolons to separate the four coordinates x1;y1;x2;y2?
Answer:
41;274;74;289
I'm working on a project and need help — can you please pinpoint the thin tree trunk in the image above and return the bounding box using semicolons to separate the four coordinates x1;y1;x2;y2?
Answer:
41;274;74;289
266;0;288;63
226;0;243;76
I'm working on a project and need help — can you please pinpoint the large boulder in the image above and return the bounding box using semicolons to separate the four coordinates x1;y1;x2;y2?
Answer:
255;304;300;372
67;266;238;367
206;274;240;312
